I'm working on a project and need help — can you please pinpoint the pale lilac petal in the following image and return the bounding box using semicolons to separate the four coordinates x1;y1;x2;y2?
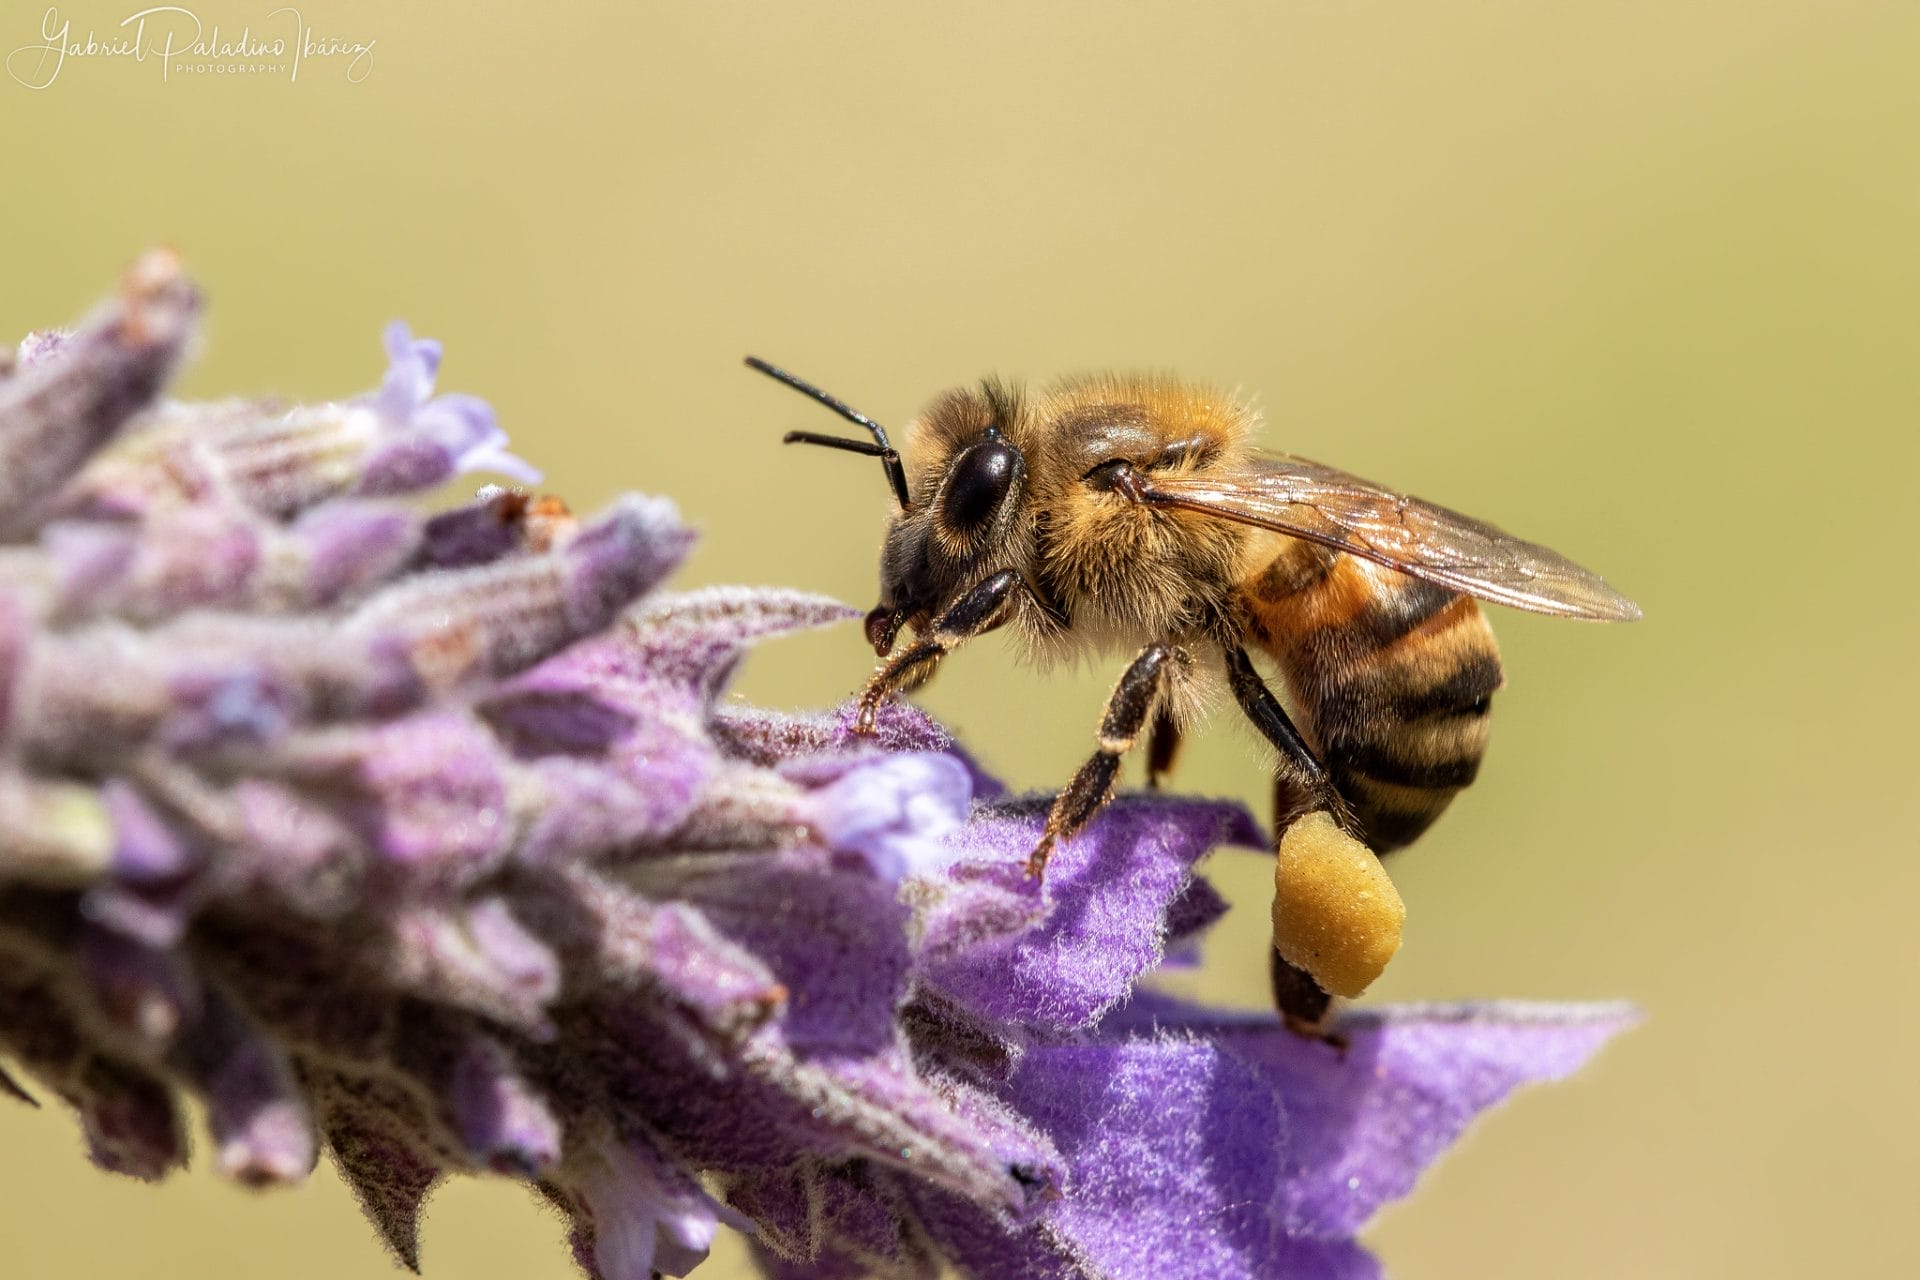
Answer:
810;752;973;882
375;320;440;417
572;1131;730;1280
16;328;70;368
357;323;538;491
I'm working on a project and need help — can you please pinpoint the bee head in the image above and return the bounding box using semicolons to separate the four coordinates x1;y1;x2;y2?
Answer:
747;359;1029;655
859;382;1030;652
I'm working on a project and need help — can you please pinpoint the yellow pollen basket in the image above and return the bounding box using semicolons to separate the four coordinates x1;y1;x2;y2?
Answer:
1271;810;1406;998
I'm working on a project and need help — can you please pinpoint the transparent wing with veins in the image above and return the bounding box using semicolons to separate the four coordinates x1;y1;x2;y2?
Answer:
1134;451;1641;621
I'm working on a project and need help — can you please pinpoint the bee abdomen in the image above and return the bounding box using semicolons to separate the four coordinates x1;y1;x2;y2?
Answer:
1252;552;1505;854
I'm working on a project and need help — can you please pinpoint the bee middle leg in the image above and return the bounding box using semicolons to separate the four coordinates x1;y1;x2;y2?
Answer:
1026;642;1184;880
854;569;1023;734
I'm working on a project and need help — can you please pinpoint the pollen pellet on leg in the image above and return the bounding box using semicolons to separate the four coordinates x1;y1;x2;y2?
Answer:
1271;810;1405;998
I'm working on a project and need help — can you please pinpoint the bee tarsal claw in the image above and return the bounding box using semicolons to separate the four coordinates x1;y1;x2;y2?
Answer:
1023;836;1056;881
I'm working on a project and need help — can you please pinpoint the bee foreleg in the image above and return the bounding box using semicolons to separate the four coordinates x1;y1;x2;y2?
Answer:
1026;643;1184;880
1223;645;1356;835
854;569;1023;734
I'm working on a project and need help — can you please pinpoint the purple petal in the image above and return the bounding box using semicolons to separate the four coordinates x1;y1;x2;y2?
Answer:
1009;1038;1284;1279
78;1059;185;1180
199;1020;317;1186
1161;874;1230;967
917;796;1263;1032
103;779;201;885
449;1034;562;1175
1116;998;1639;1238
80;923;201;1050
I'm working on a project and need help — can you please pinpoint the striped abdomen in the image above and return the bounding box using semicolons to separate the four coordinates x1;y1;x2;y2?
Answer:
1240;539;1504;853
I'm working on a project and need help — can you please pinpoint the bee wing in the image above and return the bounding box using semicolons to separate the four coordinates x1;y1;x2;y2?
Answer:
1135;451;1641;620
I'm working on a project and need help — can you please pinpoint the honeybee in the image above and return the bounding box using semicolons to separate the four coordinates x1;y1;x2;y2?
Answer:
748;357;1638;1031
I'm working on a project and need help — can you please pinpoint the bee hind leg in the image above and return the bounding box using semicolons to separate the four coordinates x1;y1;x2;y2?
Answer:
855;569;1023;734
1145;708;1182;790
1271;948;1348;1053
1229;647;1367;1048
1223;644;1358;836
1026;643;1184;880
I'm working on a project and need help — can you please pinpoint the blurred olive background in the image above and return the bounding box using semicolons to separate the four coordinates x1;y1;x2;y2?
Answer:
4;2;1916;1277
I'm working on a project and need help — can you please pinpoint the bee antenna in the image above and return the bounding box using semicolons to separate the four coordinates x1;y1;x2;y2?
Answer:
744;356;911;512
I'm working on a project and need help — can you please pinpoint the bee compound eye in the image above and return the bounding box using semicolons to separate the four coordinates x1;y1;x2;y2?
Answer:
940;439;1018;533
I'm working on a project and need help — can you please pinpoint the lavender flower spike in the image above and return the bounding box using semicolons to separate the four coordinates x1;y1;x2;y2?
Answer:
0;259;1635;1280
